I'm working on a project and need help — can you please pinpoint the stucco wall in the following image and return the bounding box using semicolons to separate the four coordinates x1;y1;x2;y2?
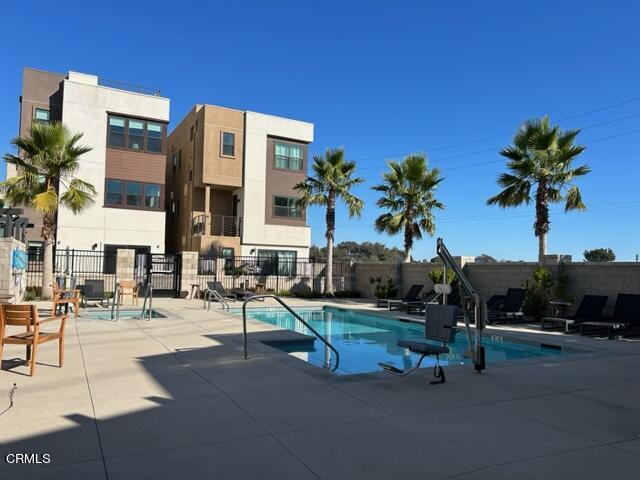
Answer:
241;111;312;251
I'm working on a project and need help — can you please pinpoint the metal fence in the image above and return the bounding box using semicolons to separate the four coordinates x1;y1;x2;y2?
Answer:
196;255;354;294
26;249;117;294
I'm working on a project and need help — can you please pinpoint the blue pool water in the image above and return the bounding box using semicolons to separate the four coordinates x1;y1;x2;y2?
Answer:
85;309;165;320
234;306;577;375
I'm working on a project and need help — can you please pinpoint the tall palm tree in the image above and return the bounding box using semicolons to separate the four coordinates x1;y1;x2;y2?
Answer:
372;154;444;263
295;148;364;296
2;121;95;299
487;116;590;263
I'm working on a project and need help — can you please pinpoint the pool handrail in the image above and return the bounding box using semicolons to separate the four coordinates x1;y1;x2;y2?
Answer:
110;283;120;322
140;284;153;321
437;237;487;372
241;294;340;372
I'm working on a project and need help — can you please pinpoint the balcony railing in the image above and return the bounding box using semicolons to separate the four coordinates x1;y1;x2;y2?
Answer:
192;214;242;237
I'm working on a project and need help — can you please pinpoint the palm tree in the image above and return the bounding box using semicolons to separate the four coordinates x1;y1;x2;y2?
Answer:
294;148;364;296
372;154;444;263
2;121;95;299
487;116;590;263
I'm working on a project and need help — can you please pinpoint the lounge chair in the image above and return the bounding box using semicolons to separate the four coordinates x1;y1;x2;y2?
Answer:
379;304;459;384
487;288;525;324
118;280;139;306
580;293;640;339
541;295;608;333
205;282;237;302
377;284;424;310
80;279;111;307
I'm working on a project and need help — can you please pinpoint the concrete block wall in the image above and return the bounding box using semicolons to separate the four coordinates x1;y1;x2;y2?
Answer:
180;251;199;297
0;237;27;303
353;263;400;298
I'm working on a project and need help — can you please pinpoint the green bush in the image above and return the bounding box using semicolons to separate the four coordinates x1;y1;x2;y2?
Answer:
276;289;292;297
293;290;322;299
369;276;398;299
524;267;554;320
24;287;39;301
428;267;455;285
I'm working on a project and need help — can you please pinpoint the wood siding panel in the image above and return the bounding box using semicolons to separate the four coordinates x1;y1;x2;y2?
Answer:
106;148;166;184
264;136;308;226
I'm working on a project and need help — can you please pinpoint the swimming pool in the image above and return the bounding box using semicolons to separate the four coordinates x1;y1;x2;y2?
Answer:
84;309;165;320
234;306;581;375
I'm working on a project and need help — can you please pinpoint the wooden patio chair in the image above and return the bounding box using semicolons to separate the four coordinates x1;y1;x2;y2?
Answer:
118;280;139;306
52;280;81;319
0;304;67;376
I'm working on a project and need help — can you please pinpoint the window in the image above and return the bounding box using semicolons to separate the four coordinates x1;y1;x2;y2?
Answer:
274;142;303;170
273;196;302;218
107;115;165;153
222;132;235;156
144;184;161;209
257;250;297;276
126;182;142;207
105;180;123;206
178;150;182;170
172;151;177;174
221;247;234;270
147;122;163;153
108;116;126;148
34;108;50;123
128;119;144;150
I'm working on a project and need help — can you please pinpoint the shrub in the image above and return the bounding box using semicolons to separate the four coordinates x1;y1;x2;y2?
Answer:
24;287;38;301
276;289;292;297
369;276;398;299
293;290;322;299
428;267;455;285
524;267;554;320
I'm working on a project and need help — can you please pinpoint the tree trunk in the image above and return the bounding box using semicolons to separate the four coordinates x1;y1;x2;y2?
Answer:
324;195;335;297
41;213;56;299
403;223;413;263
534;183;550;264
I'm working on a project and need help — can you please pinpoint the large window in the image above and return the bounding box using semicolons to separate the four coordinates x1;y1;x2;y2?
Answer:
222;132;235;156
107;115;166;153
108;116;126;148
144;184;160;209
273;196;302;218
105;180;124;206
34;108;50;123
126;182;142;207
257;250;297;276
274;142;303;170
128;120;145;150
105;179;161;210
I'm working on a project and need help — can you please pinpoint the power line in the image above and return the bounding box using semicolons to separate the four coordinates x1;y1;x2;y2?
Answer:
346;94;640;163
351;127;640;178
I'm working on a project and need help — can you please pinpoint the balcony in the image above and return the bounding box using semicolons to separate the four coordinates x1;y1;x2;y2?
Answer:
192;214;242;237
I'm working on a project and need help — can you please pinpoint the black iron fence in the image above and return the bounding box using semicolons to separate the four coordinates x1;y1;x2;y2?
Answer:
26;248;117;294
197;254;354;294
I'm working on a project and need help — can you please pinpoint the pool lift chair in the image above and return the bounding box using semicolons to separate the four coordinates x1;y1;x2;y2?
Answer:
379;238;487;382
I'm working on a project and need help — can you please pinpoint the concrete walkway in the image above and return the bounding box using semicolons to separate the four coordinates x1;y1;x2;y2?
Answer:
0;298;639;479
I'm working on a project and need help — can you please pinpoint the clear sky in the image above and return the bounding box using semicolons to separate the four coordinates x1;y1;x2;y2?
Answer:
1;0;639;261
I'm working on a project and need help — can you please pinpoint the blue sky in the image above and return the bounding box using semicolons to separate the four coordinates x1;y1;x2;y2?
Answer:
1;0;639;261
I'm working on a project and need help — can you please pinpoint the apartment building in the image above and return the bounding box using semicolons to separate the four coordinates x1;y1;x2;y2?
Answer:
8;67;170;256
165;104;313;262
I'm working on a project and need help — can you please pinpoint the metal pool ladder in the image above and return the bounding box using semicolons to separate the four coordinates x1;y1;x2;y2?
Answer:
241;295;340;372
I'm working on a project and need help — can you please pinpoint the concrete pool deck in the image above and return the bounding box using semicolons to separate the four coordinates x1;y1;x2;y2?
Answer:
0;297;639;479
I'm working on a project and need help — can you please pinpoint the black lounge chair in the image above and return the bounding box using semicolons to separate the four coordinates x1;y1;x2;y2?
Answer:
379;304;459;384
377;284;424;310
541;295;608;333
205;282;237;302
580;293;640;339
487;288;525;324
80;279;111;307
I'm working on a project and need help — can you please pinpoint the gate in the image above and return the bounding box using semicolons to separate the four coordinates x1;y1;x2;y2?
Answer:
143;253;181;297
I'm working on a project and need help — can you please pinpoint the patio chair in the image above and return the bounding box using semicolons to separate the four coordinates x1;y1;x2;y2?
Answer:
52;280;81;319
0;304;67;376
118;280;139;306
378;284;424;310
379;304;459;384
487;288;526;324
541;295;608;333
80;279;111;307
204;282;237;303
579;293;640;339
